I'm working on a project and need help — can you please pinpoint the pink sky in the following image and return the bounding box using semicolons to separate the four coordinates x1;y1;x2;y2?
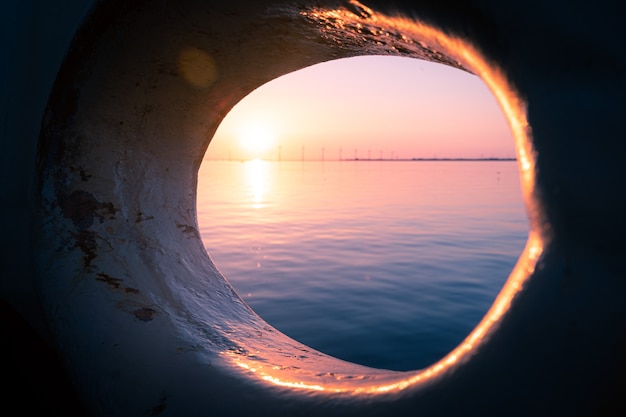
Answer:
204;56;515;161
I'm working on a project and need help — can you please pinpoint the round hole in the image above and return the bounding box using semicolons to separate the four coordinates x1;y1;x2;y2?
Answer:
198;56;527;371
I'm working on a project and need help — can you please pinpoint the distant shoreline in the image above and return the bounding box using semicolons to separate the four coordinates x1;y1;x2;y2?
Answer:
342;157;517;162
207;158;517;162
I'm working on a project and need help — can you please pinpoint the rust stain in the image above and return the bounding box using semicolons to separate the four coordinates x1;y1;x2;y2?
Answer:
96;273;141;294
96;272;123;289
176;222;199;237
79;168;92;181
133;307;157;322
59;190;117;229
58;190;118;268
72;230;97;268
147;394;168;416
61;190;99;229
135;210;155;223
97;202;116;222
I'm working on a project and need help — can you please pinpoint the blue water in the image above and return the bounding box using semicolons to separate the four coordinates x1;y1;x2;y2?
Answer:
197;160;528;371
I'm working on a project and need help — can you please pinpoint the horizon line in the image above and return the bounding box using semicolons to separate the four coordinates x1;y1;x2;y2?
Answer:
204;157;518;162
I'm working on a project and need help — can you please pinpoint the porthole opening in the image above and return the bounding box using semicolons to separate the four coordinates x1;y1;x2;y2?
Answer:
197;56;527;371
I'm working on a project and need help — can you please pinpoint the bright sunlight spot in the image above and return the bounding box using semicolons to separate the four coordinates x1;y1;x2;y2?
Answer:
237;119;277;160
244;158;270;209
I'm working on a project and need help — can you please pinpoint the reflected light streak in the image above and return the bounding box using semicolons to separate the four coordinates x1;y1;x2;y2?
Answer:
244;159;270;209
219;0;542;397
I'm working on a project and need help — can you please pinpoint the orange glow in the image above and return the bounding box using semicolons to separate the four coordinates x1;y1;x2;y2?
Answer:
211;0;541;397
178;47;218;88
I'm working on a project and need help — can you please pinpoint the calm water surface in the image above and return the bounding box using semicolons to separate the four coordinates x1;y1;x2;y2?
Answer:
197;160;528;371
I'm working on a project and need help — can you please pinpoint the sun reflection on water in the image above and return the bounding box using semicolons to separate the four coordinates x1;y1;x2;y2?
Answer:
244;159;270;209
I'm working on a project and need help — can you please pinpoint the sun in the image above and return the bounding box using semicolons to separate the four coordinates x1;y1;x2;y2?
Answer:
237;120;276;159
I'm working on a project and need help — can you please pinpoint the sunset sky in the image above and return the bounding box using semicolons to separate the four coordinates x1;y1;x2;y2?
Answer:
204;55;516;161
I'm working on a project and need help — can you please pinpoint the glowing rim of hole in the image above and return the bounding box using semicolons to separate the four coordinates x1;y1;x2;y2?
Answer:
205;11;541;394
199;57;525;372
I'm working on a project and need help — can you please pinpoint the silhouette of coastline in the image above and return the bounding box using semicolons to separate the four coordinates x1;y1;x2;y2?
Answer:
343;157;517;161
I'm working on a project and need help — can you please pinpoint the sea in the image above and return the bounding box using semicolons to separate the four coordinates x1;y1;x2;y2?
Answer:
197;159;528;371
